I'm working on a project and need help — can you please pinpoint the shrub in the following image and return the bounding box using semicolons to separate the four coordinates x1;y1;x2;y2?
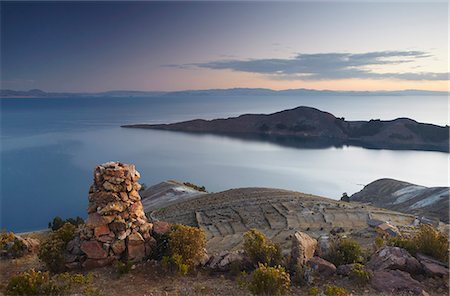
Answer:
6;269;64;295
38;222;76;273
248;264;290;296
324;285;348;296
49;216;84;231
389;225;449;262
168;224;206;269
326;238;364;266
0;231;15;250
183;182;206;192
374;236;385;250
350;263;371;285
115;260;132;276
161;254;189;275
243;229;282;267
308;287;321;296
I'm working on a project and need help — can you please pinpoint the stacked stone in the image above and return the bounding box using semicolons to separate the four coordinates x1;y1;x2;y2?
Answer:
67;162;155;269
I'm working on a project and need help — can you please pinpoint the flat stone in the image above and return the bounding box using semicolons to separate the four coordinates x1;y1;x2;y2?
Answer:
80;240;108;259
416;253;449;278
306;256;336;277
371;269;430;296
98;201;126;214
111;239;126;255
86;213;115;228
82;257;114;269
94;225;111;237
153;221;171;236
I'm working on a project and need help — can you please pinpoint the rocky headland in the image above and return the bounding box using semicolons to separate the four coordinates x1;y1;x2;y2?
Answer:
122;106;449;152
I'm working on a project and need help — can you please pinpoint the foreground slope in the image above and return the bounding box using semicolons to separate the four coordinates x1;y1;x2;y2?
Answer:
122;106;449;152
350;179;449;223
151;187;417;253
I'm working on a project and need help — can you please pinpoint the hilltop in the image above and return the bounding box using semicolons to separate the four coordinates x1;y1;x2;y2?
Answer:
350;179;449;223
122;106;449;152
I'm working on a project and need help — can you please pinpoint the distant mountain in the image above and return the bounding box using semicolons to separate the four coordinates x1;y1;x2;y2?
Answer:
350;178;449;223
1;88;448;98
122;106;449;152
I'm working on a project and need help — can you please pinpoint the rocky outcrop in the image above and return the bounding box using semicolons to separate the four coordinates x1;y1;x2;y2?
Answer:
289;231;317;268
367;246;422;274
306;256;336;277
0;233;39;258
350;178;449;223
206;250;248;271
416;253;449;278
66;162;155;269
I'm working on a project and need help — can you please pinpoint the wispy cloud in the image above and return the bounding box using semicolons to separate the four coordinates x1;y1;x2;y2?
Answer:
182;51;448;81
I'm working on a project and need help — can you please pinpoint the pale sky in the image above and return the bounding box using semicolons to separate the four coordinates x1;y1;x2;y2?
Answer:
1;1;448;92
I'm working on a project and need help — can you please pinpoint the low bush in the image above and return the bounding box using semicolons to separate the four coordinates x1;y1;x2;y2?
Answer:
161;254;189;275
115;260;133;276
324;285;348;296
388;225;449;262
168;224;206;271
373;236;385;250
38;222;76;273
243;229;282;267
326;238;364;266
248;264;290;296
350;263;371;285
48;216;84;231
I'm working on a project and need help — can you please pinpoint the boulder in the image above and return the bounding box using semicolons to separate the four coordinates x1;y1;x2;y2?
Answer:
207;251;246;271
111;239;126;256
289;231;317;268
80;240;108;259
306;256;336;277
371;269;430;296
127;232;145;261
94;225;111;237
86;213;114;228
82;257;114;269
316;235;331;257
416;253;449;278
367;246;422;274
336;263;356;276
153;221;171;236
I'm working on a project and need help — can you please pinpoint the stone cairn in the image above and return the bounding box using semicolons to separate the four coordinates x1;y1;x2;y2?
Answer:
66;162;155;269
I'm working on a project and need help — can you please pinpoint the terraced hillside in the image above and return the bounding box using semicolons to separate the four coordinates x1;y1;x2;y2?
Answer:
151;187;416;254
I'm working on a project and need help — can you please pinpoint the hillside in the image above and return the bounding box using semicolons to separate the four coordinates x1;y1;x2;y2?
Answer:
350;179;449;223
122;106;449;152
150;187;420;254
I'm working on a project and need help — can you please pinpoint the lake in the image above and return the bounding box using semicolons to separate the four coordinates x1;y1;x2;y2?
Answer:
1;95;448;232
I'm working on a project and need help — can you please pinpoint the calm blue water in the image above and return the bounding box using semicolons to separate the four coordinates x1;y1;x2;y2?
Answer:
1;95;448;232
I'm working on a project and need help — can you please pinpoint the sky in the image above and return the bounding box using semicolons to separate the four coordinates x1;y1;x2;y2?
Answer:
1;1;448;92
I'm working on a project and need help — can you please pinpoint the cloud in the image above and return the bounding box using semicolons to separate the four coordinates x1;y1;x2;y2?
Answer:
186;51;448;81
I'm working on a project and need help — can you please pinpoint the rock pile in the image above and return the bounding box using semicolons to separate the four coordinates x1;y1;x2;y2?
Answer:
66;162;155;269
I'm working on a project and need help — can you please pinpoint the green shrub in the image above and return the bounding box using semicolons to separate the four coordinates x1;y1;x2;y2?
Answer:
6;269;65;295
168;224;206;270
115;260;132;276
161;254;189;275
374;236;385;250
350;263;371;285
326;238;364;266
324;285;348;296
248;264;290;296
388;225;449;262
243;229;282;267
0;231;15;250
38;222;76;273
49;216;84;231
307;287;321;296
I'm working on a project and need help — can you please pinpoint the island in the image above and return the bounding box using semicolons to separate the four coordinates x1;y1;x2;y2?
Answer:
122;106;449;152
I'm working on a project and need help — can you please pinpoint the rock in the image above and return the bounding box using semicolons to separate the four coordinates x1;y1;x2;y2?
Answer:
98;201;126;214
367;246;422;274
82;257;114;269
65;261;81;270
127;232;146;261
289;231;317;268
86;213;115;228
153;221;171;236
80;240;108;259
416;253;449;278
103;181;123;192
306;256;336;277
371;269;430;296
207;251;245;271
144;237;156;257
111;239;126;255
316;235;331;257
94;225;111;237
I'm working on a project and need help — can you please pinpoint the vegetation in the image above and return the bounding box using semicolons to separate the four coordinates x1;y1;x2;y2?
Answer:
48;216;84;231
168;224;206;272
388;225;449;262
183;182;206;192
116;260;133;276
326;238;364;266
161;254;189;275
247;264;290;296
6;269;96;296
324;285;349;296
406;123;449;142
350;263;371;285
243;229;282;267
38;223;76;273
